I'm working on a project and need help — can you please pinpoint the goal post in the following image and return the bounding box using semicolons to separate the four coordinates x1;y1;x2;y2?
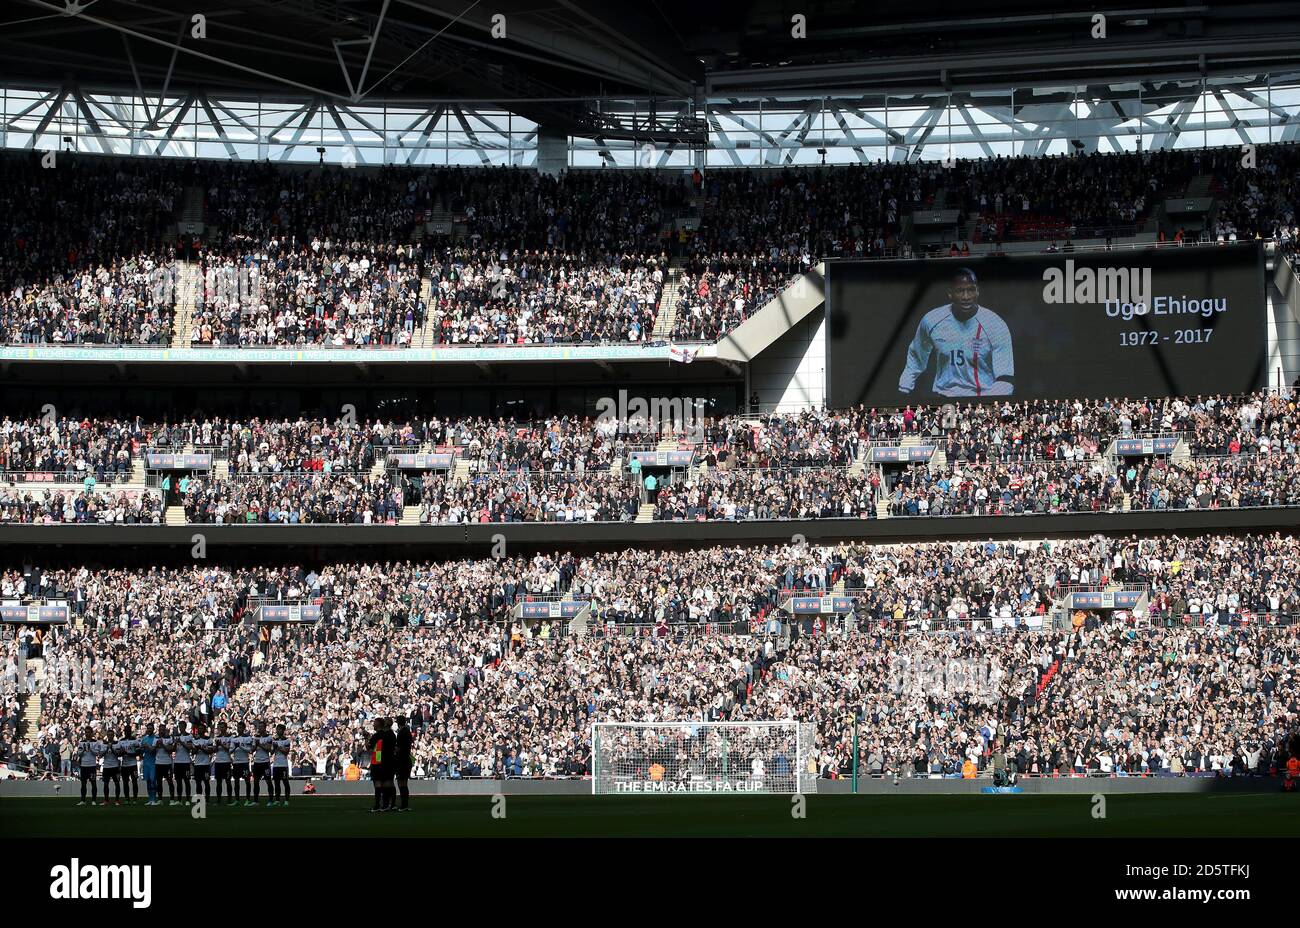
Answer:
591;721;817;795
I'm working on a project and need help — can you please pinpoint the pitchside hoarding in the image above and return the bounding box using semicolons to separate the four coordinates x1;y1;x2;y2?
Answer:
826;244;1265;406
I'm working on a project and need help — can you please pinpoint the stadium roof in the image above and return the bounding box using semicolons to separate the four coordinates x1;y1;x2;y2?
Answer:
2;0;1300;136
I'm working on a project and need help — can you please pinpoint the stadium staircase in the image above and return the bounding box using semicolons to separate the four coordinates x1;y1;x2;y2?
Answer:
635;502;656;523
171;263;203;348
453;458;472;483
415;276;436;348
399;505;422;525
18;658;45;739
127;456;148;490
847;447;866;478
651;262;685;339
1184;174;1215;200
872;465;891;519
1148;173;1216;239
164;505;187;526
213;458;230;480
899;213;916;251
179;185;206;234
19;691;42;739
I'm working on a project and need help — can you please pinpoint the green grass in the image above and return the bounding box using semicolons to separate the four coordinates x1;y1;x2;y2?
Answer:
3;793;1298;837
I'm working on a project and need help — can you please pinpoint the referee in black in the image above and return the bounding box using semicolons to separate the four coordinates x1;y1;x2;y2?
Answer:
394;716;414;812
366;718;395;812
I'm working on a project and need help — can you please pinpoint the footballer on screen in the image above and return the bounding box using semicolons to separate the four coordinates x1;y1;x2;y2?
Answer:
898;267;1015;398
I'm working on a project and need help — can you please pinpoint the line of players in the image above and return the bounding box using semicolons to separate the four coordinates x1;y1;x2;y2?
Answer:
73;719;292;807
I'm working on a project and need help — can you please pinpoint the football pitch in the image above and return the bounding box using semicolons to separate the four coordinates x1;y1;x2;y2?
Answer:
3;793;1298;838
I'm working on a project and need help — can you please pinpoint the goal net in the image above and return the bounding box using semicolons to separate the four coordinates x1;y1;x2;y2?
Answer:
591;721;817;795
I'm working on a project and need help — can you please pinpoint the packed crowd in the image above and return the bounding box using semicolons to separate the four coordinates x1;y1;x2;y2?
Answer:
148;416;383;474
954;148;1190;240
408;472;639;524
886;447;1300;518
670;253;802;342
1122;451;1300;510
428;249;665;344
6;143;1298;349
654;466;876;520
194;240;424;347
5;531;1297;778
0;410;635;484
199;165;688;348
692;160;922;264
180;473;403;524
0;487;162;524
820;392;1297;463
0;154;183;345
1200;143;1300;247
801;621;1298;778
0;389;1295;524
6;531;1298;636
0;417;138;481
446;415;620;475
0;256;177;346
419;169;685;344
1;680;20;767
886;459;1119;517
699;408;866;468
695;392;1297;468
199;162;433;246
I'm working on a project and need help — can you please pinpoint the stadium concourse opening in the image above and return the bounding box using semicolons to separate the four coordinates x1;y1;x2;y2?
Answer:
3;0;1300;909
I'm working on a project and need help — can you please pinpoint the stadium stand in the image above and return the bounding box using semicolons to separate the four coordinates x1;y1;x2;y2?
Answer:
10;0;1300;898
3;9;1300;807
4;531;1298;779
1;391;1296;525
3;145;1298;349
0;154;185;346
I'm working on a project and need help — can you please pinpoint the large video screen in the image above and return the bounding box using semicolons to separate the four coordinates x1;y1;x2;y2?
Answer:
826;244;1265;406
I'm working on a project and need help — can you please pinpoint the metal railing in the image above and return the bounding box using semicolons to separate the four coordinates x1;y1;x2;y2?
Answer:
0;470;134;486
1143;610;1298;628
1057;583;1137;595
1112;430;1186;442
